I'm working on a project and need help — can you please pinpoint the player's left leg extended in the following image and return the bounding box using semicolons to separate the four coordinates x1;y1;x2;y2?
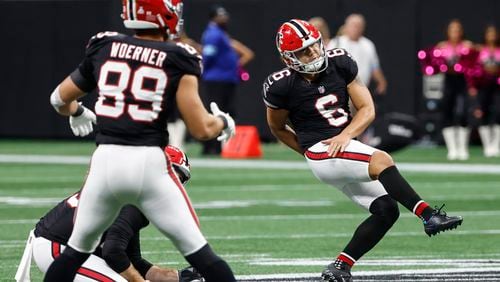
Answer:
369;150;463;236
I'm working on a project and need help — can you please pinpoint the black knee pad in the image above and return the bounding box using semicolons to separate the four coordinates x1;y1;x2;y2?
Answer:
369;195;400;224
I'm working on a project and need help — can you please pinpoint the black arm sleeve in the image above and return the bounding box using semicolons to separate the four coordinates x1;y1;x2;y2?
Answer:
101;205;149;275
126;232;153;277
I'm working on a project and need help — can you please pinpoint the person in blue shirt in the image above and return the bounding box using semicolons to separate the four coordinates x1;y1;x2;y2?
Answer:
201;5;254;155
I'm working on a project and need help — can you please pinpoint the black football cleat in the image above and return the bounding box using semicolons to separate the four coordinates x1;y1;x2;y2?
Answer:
321;262;353;282
179;266;204;282
424;204;463;237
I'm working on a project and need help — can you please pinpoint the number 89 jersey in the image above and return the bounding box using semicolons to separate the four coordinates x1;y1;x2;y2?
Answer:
71;32;202;147
262;48;358;150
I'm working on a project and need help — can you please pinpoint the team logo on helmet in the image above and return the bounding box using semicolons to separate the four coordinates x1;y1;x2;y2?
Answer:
121;0;184;39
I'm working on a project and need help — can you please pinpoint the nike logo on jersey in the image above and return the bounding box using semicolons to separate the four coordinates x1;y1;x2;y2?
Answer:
110;42;167;67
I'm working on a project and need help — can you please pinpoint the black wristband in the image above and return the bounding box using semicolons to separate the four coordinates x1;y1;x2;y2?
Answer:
132;259;154;278
218;115;229;129
72;104;85;117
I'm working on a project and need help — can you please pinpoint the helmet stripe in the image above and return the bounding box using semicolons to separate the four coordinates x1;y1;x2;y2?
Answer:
131;0;137;20
283;23;304;40
128;0;134;20
289;20;309;39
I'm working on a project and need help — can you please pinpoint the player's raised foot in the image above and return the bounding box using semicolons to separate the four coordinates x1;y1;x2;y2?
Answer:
424;204;463;237
321;261;353;282
179;266;204;282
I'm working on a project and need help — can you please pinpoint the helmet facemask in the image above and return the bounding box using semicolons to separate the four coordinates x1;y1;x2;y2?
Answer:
281;39;328;74
164;0;184;40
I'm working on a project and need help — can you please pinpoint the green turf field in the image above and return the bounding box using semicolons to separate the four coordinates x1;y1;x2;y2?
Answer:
1;140;499;281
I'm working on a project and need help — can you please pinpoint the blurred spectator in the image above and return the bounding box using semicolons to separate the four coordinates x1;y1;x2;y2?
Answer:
474;25;500;157
436;19;474;160
309;17;332;48
200;5;254;155
328;14;387;96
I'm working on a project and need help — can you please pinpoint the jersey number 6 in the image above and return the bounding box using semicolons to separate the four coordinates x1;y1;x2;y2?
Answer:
95;61;167;122
315;94;349;127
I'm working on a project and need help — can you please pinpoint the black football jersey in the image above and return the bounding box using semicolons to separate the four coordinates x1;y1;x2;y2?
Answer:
34;191;149;256
262;48;358;150
71;31;202;147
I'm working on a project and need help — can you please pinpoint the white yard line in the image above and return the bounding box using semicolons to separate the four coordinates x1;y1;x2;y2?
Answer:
2;209;500;224
136;229;500;241
3;229;500;246
249;258;500;266
237;267;500;280
2;154;500;174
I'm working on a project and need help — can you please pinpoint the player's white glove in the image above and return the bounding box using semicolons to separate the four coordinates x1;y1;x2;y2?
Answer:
210;102;235;142
69;103;97;137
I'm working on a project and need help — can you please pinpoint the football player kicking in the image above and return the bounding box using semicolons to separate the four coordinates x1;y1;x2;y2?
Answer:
263;19;463;282
45;0;236;281
16;146;203;282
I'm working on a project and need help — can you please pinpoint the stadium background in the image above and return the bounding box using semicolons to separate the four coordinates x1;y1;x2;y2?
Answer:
1;1;500;281
1;0;499;141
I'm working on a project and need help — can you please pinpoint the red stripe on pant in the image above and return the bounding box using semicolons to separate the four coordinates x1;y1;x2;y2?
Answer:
305;150;371;162
166;158;200;227
50;241;115;282
51;241;61;259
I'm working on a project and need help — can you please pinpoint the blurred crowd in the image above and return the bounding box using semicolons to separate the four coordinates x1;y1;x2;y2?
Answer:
418;20;500;160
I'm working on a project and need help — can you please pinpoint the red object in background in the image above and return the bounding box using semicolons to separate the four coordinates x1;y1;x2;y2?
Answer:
221;126;262;158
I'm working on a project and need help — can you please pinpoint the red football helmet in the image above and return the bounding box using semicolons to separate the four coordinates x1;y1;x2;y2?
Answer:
121;0;184;39
164;145;191;184
276;19;328;74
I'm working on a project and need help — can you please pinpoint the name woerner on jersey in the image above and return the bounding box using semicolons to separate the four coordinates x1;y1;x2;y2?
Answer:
110;42;167;67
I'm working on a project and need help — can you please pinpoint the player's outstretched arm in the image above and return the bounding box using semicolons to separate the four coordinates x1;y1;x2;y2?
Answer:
177;74;234;141
266;107;304;154
49;76;87;116
50;76;96;137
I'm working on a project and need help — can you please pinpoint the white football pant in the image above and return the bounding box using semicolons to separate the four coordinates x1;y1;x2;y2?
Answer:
68;145;207;256
32;236;126;281
305;140;388;210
